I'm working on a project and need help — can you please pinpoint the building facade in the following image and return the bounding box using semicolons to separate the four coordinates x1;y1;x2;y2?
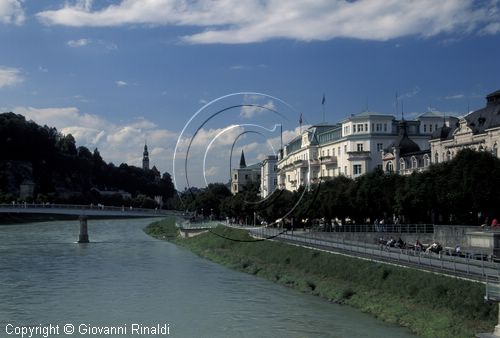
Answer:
382;114;459;175
430;90;500;163
231;150;261;194
260;155;278;198
277;111;447;191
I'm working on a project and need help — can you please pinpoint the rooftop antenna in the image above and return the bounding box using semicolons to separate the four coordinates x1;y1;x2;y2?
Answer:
280;124;283;159
395;91;399;117
401;100;404;121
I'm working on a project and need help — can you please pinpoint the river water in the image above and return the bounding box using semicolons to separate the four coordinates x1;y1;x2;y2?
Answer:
0;218;415;337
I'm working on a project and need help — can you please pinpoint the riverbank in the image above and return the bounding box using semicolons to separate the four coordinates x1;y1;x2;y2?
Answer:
145;218;497;338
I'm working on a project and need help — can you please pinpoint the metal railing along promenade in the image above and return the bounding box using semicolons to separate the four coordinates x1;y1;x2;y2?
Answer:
248;226;499;282
308;223;434;234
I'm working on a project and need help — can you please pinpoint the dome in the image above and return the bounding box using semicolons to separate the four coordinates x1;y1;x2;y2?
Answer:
431;125;453;140
394;120;420;155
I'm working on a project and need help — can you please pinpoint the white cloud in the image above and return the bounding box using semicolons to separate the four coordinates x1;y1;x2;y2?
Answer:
67;38;92;48
116;80;128;87
12;106;177;173
444;94;465;100
66;38;117;51
240;100;276;118
0;66;23;88
36;0;500;44
0;0;25;25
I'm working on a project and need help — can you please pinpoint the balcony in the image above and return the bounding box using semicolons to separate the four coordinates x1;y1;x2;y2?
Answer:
319;155;337;166
347;151;371;161
293;160;308;168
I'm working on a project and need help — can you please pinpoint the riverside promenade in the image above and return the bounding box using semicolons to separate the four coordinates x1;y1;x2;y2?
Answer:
232;225;500;283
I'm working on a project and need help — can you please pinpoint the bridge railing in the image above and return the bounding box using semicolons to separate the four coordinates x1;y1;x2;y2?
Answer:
0;203;170;215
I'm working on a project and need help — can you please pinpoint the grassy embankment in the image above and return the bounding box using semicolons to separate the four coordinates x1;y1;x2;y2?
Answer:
146;218;497;338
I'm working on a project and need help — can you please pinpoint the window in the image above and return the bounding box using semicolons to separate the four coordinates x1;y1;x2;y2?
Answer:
386;162;394;173
234;174;237;180
353;164;362;175
357;143;364;152
376;123;381;131
377;143;383;152
327;149;330;156
446;150;451;161
273;165;277;172
423;154;430;167
429;124;433;132
344;166;347;174
384;124;387;132
377;164;383;170
344;145;347;153
435;124;438;131
245;174;249;179
494;143;498;157
365;123;368;132
434;153;439;164
399;158;406;171
372;123;374;131
234;184;237;191
423;124;427;133
273;178;278;185
338;147;340;156
411;156;418;168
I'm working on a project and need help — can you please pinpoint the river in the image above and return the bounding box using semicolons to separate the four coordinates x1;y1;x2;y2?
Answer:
0;218;416;337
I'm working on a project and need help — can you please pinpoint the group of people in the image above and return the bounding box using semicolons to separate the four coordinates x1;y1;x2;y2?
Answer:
378;237;444;254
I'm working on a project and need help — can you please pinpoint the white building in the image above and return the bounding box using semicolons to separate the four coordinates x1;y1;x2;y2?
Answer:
430;90;500;163
260;155;278;198
277;112;441;191
231;150;261;195
382;114;459;175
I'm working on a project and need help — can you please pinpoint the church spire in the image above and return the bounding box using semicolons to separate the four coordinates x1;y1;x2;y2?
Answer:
239;150;247;168
142;143;150;170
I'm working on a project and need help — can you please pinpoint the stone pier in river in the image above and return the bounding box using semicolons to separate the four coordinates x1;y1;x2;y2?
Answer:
78;215;89;243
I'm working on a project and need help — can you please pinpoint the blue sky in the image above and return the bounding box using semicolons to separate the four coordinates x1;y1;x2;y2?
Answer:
1;0;499;188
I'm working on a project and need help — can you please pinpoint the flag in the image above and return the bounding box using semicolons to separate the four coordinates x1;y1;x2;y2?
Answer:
322;94;326;105
299;113;303;125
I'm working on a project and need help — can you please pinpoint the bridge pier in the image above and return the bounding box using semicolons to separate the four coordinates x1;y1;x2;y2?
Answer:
78;215;89;243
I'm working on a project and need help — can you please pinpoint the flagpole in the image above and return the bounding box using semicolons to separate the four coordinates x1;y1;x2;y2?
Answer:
322;93;326;123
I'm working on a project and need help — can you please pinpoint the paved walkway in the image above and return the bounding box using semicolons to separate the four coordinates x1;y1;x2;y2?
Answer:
247;227;500;282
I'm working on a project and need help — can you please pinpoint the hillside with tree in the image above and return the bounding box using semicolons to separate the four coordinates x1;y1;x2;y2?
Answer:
0;112;175;207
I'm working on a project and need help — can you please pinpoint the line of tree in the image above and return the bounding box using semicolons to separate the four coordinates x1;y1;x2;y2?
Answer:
176;148;500;225
0;112;175;207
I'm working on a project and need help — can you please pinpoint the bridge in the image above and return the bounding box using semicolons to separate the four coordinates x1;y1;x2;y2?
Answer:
0;203;168;218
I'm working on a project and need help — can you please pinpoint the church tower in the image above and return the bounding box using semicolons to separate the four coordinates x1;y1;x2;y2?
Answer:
239;150;247;168
142;143;150;170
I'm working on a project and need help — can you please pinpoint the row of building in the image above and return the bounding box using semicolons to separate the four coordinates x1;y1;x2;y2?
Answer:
231;90;500;197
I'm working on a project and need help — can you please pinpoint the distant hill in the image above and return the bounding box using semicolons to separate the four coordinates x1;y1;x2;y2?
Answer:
0;112;175;207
